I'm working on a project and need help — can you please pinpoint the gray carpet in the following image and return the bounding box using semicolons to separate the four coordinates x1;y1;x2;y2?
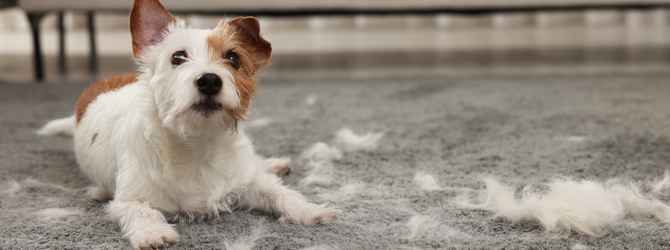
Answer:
2;73;670;249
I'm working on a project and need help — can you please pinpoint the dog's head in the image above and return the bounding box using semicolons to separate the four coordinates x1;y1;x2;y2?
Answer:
130;0;271;137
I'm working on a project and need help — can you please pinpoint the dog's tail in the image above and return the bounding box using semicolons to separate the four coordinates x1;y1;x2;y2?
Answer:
37;115;76;138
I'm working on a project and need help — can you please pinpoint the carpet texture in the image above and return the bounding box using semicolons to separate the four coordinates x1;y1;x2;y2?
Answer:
2;73;670;249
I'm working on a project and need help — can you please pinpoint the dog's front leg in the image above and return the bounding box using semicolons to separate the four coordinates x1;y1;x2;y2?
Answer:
240;173;340;226
108;199;180;249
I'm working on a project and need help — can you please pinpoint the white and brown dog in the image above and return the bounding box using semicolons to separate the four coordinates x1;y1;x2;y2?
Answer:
38;0;340;248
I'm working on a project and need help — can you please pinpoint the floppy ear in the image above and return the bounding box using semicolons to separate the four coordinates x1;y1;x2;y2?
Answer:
130;0;177;58
229;17;272;69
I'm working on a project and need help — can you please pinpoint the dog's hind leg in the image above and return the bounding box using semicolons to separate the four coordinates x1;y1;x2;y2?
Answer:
86;186;111;201
264;157;291;176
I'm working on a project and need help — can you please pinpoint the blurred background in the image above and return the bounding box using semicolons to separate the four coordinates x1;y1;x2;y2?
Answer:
1;1;670;83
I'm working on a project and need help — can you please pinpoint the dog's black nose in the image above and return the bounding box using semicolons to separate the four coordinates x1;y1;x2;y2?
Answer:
196;73;222;96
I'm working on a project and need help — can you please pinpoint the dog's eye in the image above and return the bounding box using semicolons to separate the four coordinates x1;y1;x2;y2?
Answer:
171;51;187;66
224;51;240;70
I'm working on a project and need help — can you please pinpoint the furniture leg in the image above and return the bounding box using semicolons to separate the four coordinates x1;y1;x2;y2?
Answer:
58;11;67;75
27;12;45;81
87;11;98;75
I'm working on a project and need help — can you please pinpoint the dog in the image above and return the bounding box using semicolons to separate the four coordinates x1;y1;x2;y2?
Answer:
37;0;340;248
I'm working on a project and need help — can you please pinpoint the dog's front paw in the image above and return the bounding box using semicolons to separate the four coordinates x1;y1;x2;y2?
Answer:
130;223;180;250
280;204;340;226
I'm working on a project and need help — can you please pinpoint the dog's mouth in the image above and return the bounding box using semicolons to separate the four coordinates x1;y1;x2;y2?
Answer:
191;98;224;118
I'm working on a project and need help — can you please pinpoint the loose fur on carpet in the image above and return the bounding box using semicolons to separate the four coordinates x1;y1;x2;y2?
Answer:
3;73;670;249
457;177;670;236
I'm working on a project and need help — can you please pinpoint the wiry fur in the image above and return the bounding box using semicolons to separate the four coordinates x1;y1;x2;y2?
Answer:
651;169;670;194
334;128;383;152
301;142;343;162
572;243;591;250
1;180;21;196
299;161;335;187
221;219;272;250
300;246;336;250
458;177;670;236
401;215;467;241
318;182;366;202
1;178;75;196
413;172;443;191
305;94;317;106
36;208;82;220
405;215;431;239
37;1;339;249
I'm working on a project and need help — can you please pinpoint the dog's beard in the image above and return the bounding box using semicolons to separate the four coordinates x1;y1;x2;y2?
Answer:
165;99;242;137
191;98;223;118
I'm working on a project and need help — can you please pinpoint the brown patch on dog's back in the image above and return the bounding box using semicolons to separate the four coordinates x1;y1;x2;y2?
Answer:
76;73;139;124
207;17;271;120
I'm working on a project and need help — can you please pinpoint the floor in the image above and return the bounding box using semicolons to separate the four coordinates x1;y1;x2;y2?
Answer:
1;10;670;83
5;73;670;249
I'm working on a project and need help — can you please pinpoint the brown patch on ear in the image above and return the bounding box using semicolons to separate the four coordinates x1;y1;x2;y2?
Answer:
207;17;272;123
228;17;272;69
76;73;139;124
130;0;177;58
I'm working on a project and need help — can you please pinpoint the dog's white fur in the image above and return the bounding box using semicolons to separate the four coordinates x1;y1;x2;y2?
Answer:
38;1;339;248
413;172;443;191
334;128;383;152
301;142;343;162
36;208;82;220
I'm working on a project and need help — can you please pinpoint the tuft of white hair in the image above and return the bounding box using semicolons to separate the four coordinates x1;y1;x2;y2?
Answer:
564;136;588;142
21;178;74;193
405;215;430;239
1;179;21;196
334;128;384;152
318;182;366;202
36;208;82;220
299;161;334;187
223;236;257;250
413;172;443;191
305;94;318;106
652;170;670;194
572;243;591;250
36;115;76;138
300;246;336;250
248;117;273;128
458;177;670;236
2;178;74;196
401;214;469;241
222;220;273;250
301;142;343;162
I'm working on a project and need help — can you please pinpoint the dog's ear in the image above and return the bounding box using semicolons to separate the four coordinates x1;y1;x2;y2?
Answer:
229;17;272;69
130;0;177;58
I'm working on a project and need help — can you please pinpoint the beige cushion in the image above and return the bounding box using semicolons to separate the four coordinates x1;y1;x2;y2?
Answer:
19;0;670;12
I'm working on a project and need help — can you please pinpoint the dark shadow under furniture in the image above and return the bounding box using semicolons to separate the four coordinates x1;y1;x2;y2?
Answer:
18;1;670;81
